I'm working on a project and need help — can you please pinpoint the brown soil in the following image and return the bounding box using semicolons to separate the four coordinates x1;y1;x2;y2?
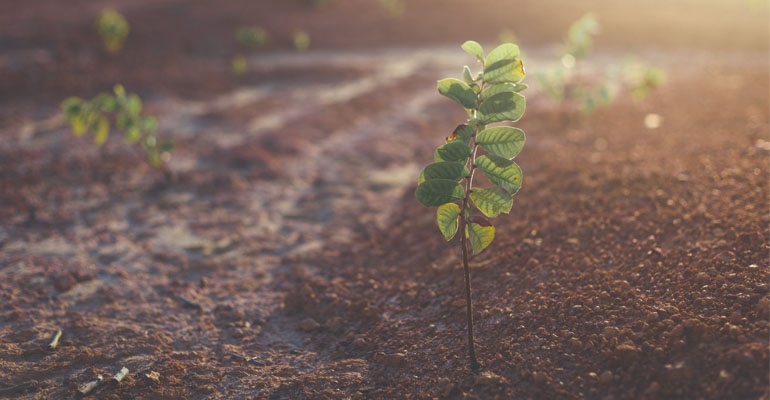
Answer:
0;1;768;399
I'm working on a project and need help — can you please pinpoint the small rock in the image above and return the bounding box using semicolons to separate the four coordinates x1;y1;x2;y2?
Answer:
646;311;659;323
475;371;507;386
602;326;620;338
532;371;548;384
144;370;161;383
599;370;613;384
569;338;583;352
646;381;661;394
52;273;77;292
378;353;406;367
298;318;320;332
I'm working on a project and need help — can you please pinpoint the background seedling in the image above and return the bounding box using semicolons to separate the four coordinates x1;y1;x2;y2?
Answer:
293;30;311;51
96;8;130;54
236;26;268;49
416;40;527;373
534;13;664;115
61;85;173;169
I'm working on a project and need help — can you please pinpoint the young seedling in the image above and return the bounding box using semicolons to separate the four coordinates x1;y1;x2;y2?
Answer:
96;8;130;54
61;85;173;169
534;13;664;115
416;40;527;373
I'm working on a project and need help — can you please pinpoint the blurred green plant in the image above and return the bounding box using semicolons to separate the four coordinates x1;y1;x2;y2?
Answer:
61;85;173;168
416;40;527;374
232;55;248;76
236;26;268;48
96;8;130;54
293;31;310;51
534;13;664;115
378;0;405;16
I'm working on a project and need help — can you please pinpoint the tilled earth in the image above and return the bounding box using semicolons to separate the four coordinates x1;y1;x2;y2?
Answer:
0;1;768;399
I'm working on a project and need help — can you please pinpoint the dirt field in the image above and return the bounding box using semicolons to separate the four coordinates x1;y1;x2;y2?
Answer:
0;1;768;399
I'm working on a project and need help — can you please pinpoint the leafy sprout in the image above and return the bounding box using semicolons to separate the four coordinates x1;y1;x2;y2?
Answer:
61;85;173;168
416;40;527;373
96;9;130;54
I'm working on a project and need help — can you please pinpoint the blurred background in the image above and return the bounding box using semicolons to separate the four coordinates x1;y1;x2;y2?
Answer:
0;0;766;117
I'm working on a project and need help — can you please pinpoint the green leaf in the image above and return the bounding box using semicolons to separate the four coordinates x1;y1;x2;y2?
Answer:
475;154;523;195
466;222;495;255
479;91;526;124
419;162;469;184
434;140;471;163
126;94;142;115
415;179;465;207
71;114;87;136
476;126;526;159
483;43;525;84
462;65;474;84
481;82;526;101
470;186;513;218
93;115;110;145
91;93;118;112
141;116;158;133
158;140;174;152
113;84;126;98
461;40;484;63
452;124;475;144
436;203;461;241
437;78;479;109
61;97;83;119
124;126;142;143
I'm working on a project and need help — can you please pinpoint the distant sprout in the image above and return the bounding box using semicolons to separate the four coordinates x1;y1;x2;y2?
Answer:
61;85;173;168
498;29;519;46
293;31;310;51
232;55;248;76
621;59;666;102
378;0;405;16
563;12;599;60
236;26;268;49
96;8;130;54
534;13;663;116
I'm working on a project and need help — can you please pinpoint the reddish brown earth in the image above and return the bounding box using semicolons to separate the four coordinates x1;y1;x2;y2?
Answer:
0;1;768;399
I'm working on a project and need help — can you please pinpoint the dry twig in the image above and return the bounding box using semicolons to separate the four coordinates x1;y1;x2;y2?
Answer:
48;330;62;350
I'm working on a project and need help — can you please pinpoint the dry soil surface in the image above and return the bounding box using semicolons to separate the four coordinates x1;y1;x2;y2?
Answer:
0;1;768;399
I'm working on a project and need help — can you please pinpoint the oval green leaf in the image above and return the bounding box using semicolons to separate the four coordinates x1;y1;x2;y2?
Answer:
475;154;523;195
434;140;471;163
461;40;485;63
462;65;475;84
479;91;526;124
476;126;526;159
481;82;527;101
93;115;110;145
419;162;469;184
484;44;524;84
437;78;479;110
436;203;461;241
453;124;475;144
466;222;495;255
415;179;465;207
470;186;513;218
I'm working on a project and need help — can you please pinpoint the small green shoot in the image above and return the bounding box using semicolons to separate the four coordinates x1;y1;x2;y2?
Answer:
96;8;130;54
236;26;268;49
416;40;527;373
293;31;311;51
534;13;665;115
61;85;173;168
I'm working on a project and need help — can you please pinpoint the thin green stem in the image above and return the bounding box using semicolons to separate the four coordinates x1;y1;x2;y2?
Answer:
460;107;482;374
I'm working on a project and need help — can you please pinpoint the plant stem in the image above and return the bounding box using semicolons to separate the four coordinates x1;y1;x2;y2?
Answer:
460;122;481;374
459;215;480;373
